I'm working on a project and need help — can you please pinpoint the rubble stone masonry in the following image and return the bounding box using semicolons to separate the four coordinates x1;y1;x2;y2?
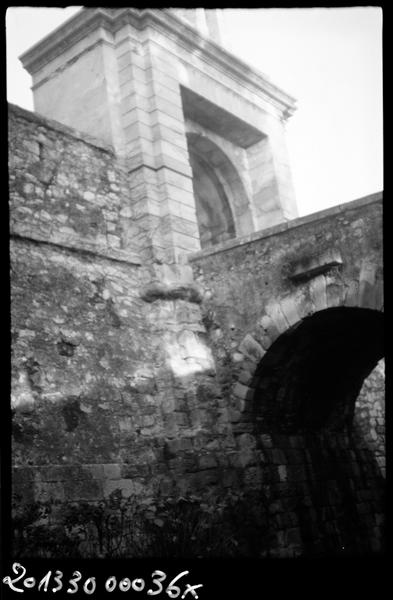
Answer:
9;102;384;556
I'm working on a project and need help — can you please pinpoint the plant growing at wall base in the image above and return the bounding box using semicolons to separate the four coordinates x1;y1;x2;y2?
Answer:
11;487;277;558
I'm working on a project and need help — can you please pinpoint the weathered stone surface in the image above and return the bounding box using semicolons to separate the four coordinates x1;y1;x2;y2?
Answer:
238;334;265;362
10;105;239;514
288;247;343;282
8;6;384;559
189;195;384;556
140;282;203;304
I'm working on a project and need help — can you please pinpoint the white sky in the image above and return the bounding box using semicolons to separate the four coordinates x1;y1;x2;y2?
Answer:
5;6;383;216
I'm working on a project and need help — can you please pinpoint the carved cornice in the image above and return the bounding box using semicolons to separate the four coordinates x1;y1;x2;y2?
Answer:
142;9;297;117
20;9;117;74
20;8;296;118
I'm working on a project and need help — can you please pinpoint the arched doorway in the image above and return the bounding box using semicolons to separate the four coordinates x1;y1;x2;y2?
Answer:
189;149;236;248
248;307;385;556
186;132;254;249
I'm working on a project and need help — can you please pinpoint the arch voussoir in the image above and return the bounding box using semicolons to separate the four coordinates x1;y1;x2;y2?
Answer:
233;381;252;401
278;296;302;327
358;261;378;309
238;366;256;387
374;278;384;311
235;333;267;393
344;280;359;307
265;302;289;332
309;274;328;312
256;317;276;349
236;265;384;412
238;333;266;362
325;274;346;309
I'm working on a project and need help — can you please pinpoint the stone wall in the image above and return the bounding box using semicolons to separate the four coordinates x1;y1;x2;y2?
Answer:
9;103;384;557
354;360;385;476
189;194;384;555
9;104;239;513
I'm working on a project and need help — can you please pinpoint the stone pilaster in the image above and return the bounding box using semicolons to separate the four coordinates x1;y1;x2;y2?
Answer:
20;8;298;266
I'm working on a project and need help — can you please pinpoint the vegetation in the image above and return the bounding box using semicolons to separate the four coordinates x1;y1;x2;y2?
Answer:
12;488;274;559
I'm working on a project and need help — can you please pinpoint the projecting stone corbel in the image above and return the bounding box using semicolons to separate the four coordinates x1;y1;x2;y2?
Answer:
288;248;343;282
140;282;203;304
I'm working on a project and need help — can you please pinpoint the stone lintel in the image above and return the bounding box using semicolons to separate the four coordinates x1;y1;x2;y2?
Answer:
288;249;343;282
180;87;265;149
20;8;297;119
140;282;203;304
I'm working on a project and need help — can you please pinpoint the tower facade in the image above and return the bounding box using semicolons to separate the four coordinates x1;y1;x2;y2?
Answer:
21;8;298;264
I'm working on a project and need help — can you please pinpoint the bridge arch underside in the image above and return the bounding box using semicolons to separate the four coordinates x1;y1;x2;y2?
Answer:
246;307;385;556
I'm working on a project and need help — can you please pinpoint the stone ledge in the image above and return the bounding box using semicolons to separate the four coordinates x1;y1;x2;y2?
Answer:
187;222;290;261
8;103;116;155
293;192;383;227
10;232;142;267
288;248;343;282
140;282;203;304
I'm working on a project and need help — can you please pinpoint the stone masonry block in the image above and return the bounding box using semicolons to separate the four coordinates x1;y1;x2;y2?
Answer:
279;296;302;328
237;432;257;450
103;463;122;479
64;478;103;502
359;261;377;309
103;478;144;498
374;278;384;310
344;280;359;307
198;454;218;469
233;382;251;401
265;302;288;334
259;314;280;344
309;274;328;312
238;333;265;362
238;368;254;386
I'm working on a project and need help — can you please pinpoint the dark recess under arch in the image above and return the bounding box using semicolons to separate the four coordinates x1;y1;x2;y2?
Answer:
243;306;385;556
252;307;384;434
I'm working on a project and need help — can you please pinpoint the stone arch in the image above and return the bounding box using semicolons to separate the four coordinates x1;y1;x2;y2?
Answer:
251;307;383;433
234;258;383;391
230;264;384;556
186;132;253;248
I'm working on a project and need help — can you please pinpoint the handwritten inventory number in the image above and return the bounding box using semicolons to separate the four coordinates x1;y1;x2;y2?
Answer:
3;563;203;597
